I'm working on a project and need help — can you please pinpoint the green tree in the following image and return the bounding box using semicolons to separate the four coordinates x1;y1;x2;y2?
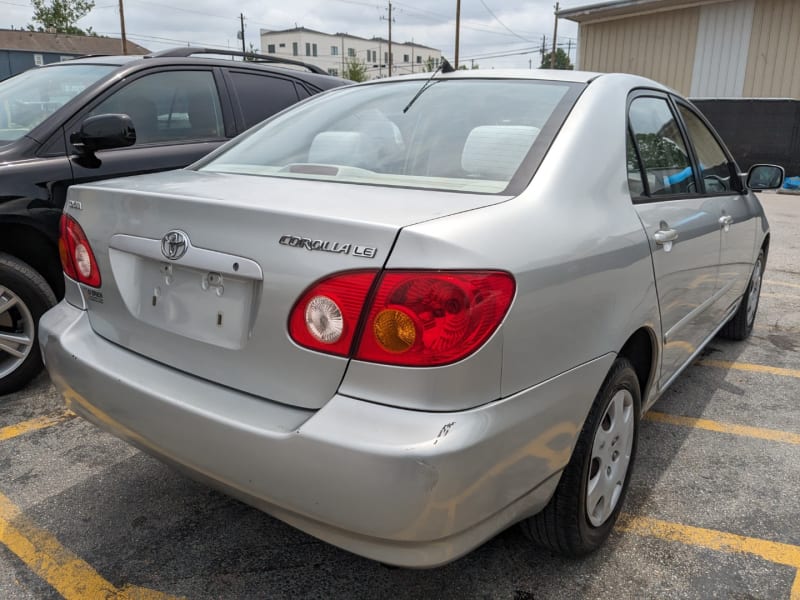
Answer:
539;48;573;70
27;0;96;35
344;56;368;82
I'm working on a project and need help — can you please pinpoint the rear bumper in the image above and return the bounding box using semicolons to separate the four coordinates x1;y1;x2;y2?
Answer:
40;301;615;567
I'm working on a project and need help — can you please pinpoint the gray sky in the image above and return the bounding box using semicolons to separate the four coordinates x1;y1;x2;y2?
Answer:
0;0;591;68
2;0;582;69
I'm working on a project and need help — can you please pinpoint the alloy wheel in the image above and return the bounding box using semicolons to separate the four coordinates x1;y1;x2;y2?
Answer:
0;285;35;380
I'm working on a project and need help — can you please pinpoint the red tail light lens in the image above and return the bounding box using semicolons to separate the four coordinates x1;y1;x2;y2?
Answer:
59;214;101;288
355;271;515;366
288;270;378;356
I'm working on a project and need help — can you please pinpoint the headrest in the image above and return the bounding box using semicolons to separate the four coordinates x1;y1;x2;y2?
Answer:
308;131;367;166
461;125;540;180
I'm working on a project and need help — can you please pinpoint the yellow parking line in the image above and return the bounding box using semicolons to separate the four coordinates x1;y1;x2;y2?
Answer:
698;359;800;380
0;491;181;600
645;411;800;445
0;411;76;442
765;280;800;290
617;514;800;599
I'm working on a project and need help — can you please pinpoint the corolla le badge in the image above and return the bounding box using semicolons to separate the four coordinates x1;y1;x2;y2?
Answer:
161;230;189;260
279;235;377;259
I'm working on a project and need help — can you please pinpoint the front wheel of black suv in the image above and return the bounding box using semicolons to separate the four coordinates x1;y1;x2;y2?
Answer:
0;253;57;396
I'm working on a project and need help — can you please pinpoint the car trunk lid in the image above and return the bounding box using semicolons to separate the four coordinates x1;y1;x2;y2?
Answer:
68;169;509;409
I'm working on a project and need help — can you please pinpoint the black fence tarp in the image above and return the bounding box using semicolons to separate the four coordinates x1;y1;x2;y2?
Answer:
691;98;800;176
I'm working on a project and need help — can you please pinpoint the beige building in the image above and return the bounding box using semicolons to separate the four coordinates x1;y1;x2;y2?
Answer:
560;0;800;98
260;27;441;80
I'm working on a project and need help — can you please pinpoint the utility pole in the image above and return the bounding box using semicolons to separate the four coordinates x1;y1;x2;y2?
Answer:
540;34;547;67
567;39;572;65
380;2;395;76
550;2;559;69
240;13;246;55
118;0;128;55
455;0;461;69
388;2;392;76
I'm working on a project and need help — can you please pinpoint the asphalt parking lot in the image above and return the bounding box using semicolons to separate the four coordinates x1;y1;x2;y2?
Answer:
1;192;798;600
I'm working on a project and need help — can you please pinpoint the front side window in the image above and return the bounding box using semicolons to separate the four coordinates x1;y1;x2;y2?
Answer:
677;104;737;193
629;96;695;196
89;70;223;145
199;79;577;194
0;63;115;145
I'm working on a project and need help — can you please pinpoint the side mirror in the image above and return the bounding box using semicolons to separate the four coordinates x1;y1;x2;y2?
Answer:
70;114;136;155
746;164;785;191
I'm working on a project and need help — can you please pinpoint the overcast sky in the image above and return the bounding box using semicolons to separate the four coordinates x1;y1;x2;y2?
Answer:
2;0;583;69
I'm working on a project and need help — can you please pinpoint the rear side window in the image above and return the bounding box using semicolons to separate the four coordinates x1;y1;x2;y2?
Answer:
629;97;695;196
89;70;224;145
228;72;300;129
677;104;738;193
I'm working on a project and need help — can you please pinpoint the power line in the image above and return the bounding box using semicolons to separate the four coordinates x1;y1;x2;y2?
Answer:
477;0;534;43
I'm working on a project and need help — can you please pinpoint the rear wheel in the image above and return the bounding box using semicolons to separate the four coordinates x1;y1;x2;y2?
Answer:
521;357;641;556
0;253;57;396
718;250;764;341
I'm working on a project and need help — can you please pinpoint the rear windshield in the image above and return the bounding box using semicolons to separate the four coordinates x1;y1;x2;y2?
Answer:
199;78;578;194
0;64;115;145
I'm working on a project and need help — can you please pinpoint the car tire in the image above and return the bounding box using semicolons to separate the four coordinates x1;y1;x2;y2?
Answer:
520;356;641;556
718;250;764;341
0;253;57;396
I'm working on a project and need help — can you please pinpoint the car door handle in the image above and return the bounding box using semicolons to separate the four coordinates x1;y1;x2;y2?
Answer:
654;228;679;245
719;215;734;231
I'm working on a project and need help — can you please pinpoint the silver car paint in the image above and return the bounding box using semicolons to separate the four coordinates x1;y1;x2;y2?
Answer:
40;71;768;567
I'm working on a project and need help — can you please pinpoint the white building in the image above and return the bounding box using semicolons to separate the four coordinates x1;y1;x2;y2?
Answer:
260;27;442;80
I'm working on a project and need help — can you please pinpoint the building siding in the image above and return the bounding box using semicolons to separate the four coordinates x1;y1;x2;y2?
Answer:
578;8;700;94
743;0;800;98
690;0;755;97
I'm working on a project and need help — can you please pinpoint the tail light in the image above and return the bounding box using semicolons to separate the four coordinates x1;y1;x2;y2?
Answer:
289;270;515;367
59;214;101;288
288;271;378;356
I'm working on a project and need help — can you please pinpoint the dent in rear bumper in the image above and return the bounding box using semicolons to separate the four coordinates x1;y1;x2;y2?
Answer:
40;301;615;567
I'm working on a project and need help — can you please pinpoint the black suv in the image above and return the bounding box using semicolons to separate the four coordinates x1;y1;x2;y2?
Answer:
0;47;348;394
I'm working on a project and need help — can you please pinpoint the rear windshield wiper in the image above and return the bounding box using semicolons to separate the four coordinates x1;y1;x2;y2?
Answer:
402;57;455;114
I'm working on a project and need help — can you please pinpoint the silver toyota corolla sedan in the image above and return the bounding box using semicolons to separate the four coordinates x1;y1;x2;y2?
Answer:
39;69;782;567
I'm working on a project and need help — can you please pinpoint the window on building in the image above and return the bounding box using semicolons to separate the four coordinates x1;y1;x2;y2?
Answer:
403;54;409;63
292;42;298;56
305;43;311;56
348;48;356;57
331;46;338;55
279;43;285;48
328;68;339;77
628;96;695;196
312;43;317;57
59;55;72;62
33;54;44;66
267;44;275;53
416;55;422;64
384;52;388;63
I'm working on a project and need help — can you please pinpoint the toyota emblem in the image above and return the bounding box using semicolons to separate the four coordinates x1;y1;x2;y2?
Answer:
161;230;189;260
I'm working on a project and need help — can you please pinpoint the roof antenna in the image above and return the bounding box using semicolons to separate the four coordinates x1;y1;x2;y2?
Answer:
441;57;455;73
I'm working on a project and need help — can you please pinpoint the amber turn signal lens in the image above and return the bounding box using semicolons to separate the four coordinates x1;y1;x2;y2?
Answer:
373;308;417;353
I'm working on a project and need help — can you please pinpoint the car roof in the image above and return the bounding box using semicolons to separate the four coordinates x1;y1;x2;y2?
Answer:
361;69;673;94
45;54;347;88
